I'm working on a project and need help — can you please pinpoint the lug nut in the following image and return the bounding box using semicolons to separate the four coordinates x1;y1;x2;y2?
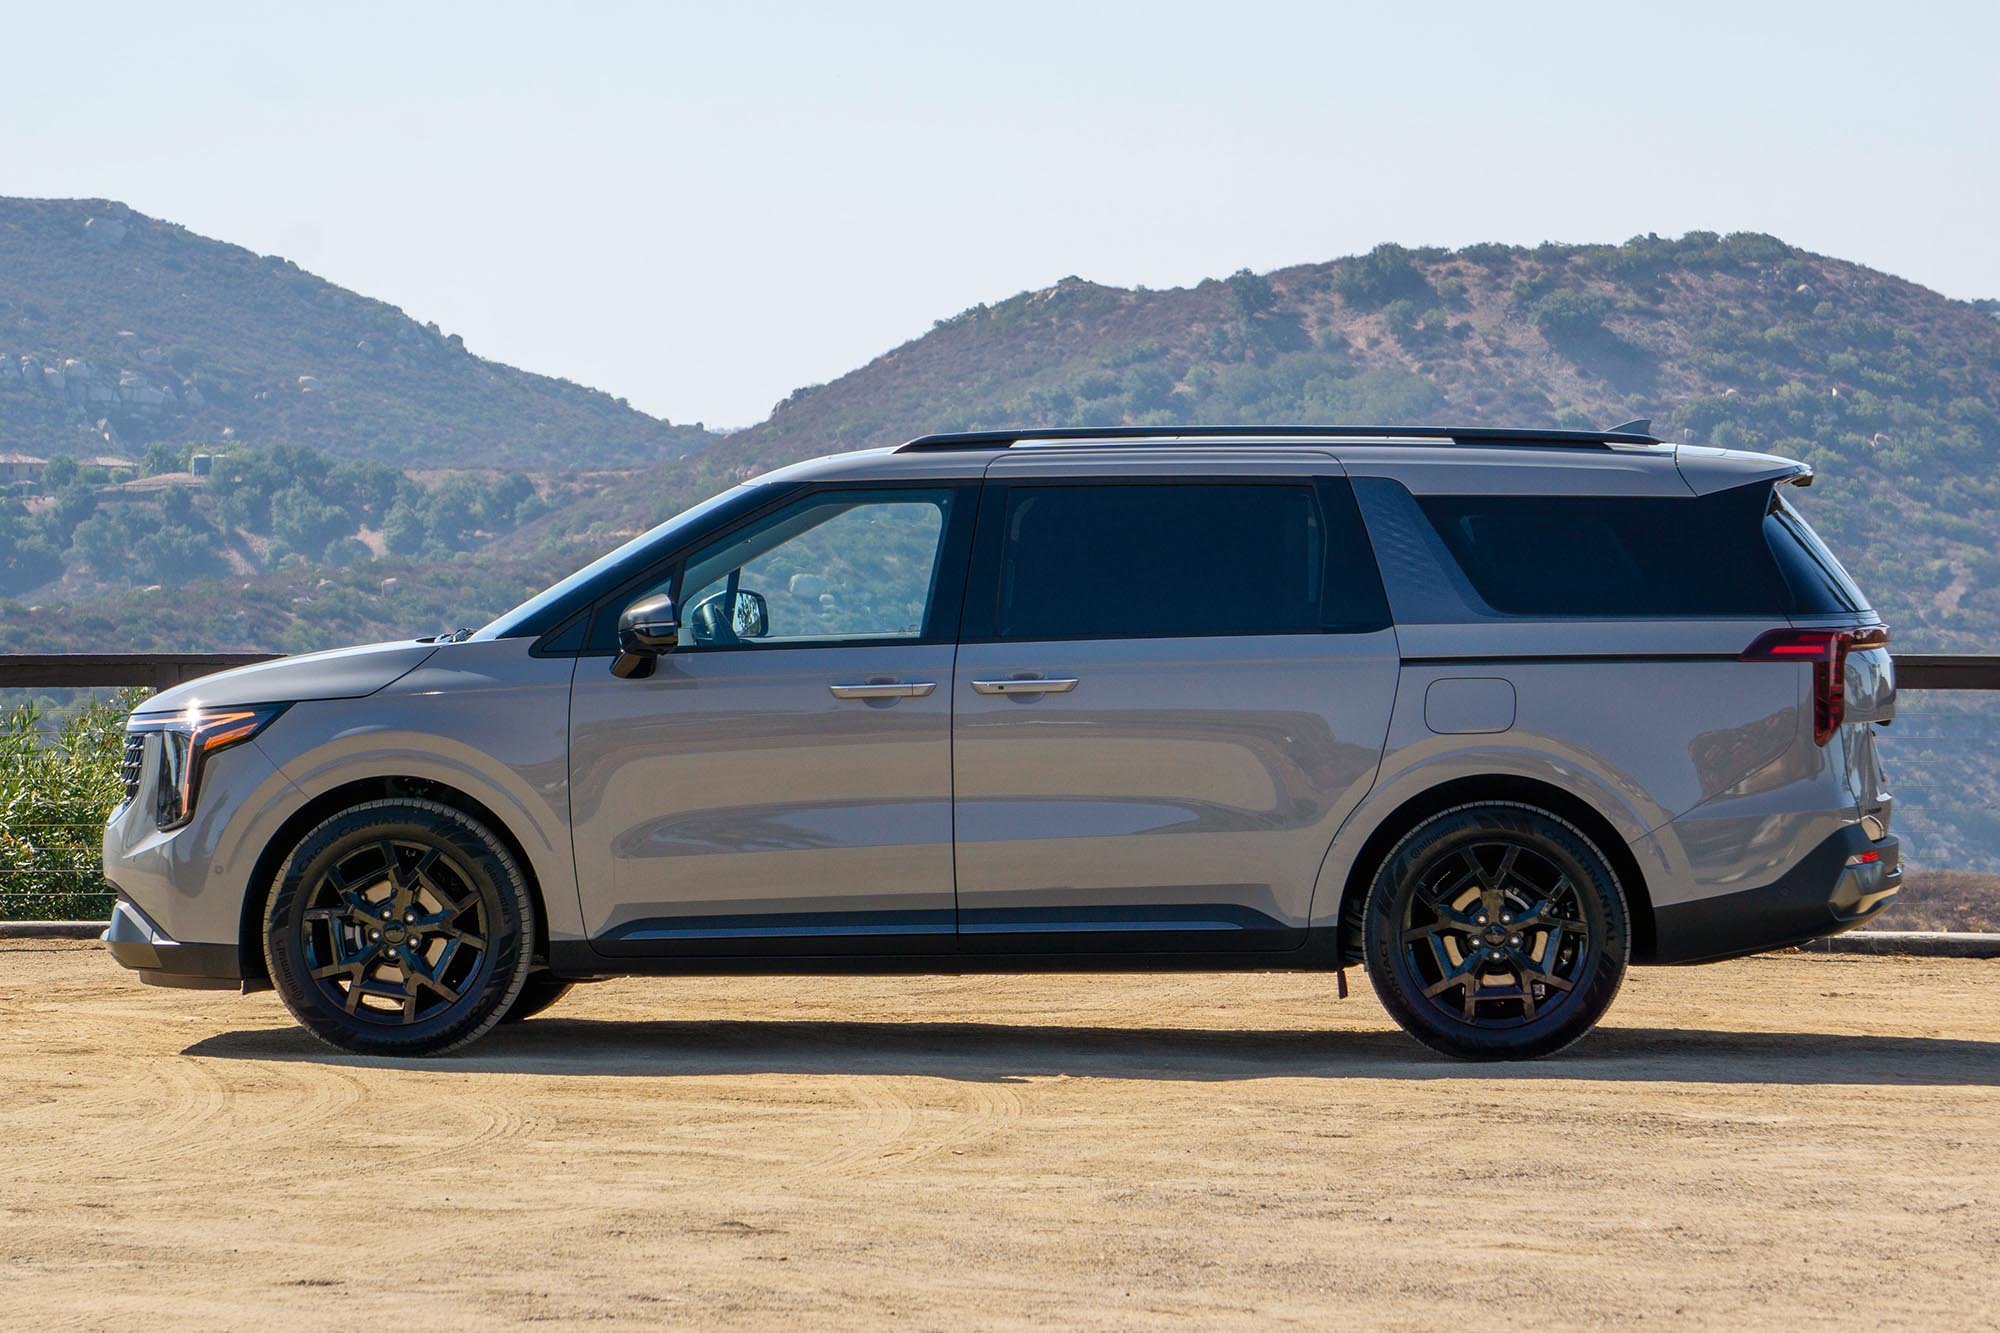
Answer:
1477;915;1488;926
1510;935;1522;946
1502;914;1512;923
370;929;382;940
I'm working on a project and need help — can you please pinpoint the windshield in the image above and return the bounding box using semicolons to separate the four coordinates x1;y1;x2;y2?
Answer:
471;483;758;640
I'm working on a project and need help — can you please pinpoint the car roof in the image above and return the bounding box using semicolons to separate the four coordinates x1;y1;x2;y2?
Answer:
750;426;1812;498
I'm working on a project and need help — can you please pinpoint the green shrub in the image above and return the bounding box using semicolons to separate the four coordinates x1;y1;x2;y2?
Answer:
1333;243;1433;310
1530;287;1611;344
0;690;146;920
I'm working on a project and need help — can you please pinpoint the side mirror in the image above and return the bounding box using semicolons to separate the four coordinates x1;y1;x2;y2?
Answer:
732;590;770;639
687;588;770;644
611;593;678;679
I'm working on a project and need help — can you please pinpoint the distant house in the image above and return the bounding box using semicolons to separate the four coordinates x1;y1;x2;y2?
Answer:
0;452;46;483
82;455;137;472
97;471;203;500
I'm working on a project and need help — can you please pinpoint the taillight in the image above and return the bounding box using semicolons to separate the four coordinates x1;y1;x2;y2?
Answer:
1740;626;1889;746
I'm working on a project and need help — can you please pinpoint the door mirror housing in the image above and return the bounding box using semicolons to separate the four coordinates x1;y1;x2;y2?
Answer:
612;593;679;679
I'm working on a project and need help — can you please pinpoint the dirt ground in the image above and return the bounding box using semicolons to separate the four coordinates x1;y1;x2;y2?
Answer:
2;940;1996;1329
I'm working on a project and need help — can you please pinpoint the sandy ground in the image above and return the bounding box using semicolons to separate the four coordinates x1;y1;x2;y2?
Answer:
1;940;1996;1329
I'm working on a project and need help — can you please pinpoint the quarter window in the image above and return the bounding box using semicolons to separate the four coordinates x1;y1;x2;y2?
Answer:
1413;487;1789;617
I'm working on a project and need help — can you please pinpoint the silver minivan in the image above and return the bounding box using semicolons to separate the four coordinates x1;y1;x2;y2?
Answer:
103;425;1900;1059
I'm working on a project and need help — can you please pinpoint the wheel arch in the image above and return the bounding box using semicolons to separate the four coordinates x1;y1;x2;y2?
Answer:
1326;774;1655;966
237;776;551;982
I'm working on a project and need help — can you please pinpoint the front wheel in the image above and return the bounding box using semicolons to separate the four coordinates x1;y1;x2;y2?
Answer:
264;799;535;1057
1362;802;1629;1060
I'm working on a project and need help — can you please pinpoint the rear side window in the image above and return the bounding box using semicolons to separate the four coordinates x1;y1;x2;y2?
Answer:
989;480;1388;640
1765;491;1869;614
1414;485;1789;617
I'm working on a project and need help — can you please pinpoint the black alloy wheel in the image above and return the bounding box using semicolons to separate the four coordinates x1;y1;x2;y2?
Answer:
265;799;534;1056
1362;802;1629;1060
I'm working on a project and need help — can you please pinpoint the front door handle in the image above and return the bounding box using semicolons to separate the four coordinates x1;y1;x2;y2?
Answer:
969;677;1080;696
828;681;937;700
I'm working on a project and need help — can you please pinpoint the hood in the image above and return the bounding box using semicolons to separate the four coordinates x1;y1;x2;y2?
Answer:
139;640;440;715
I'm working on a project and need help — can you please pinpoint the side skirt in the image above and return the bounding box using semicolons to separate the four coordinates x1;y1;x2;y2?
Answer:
549;931;1341;980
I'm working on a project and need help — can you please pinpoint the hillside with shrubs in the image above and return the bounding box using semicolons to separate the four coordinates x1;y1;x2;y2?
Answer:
9;230;2000;656
0;197;716;467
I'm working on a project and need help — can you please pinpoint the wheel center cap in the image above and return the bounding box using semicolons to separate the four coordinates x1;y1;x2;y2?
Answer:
383;925;407;944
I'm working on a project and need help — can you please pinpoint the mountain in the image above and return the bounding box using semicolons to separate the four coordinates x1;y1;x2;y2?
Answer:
516;233;2000;654
0;198;717;467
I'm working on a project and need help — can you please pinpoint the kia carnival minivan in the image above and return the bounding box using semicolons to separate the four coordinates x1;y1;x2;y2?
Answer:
103;425;1900;1059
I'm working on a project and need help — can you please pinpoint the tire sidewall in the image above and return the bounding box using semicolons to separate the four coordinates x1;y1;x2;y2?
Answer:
1362;802;1629;1060
264;798;535;1056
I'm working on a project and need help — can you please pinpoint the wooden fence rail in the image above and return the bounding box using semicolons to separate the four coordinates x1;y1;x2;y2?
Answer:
0;653;281;691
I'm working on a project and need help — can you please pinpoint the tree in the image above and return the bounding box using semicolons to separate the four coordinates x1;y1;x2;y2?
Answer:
1225;268;1276;319
1332;243;1433;309
1530;288;1611;345
271;484;352;554
141;443;183;477
41;455;79;489
380;502;427;556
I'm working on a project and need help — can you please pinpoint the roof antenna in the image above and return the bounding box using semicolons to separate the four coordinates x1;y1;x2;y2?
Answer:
1606;418;1653;437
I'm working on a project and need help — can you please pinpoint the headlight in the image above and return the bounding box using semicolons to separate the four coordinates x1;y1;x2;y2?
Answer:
126;705;288;830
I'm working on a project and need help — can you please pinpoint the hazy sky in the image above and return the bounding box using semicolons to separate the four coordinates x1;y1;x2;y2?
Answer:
5;1;1995;427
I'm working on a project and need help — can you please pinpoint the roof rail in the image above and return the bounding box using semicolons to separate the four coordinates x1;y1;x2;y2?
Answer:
896;424;1664;452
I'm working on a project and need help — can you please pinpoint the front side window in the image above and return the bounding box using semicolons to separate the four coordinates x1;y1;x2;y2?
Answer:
674;489;956;647
990;482;1381;641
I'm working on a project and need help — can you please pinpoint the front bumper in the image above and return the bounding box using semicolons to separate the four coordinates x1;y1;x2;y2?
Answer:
1649;824;1900;965
102;897;243;989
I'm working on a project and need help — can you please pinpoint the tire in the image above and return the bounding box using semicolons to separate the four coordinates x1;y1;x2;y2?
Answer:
500;972;574;1023
1361;802;1629;1060
263;798;535;1057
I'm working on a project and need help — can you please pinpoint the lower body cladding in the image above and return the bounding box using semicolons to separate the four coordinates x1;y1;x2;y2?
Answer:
1644;822;1901;964
100;896;242;990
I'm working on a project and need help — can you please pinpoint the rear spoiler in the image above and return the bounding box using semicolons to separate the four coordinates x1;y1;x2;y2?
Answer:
1674;444;1814;496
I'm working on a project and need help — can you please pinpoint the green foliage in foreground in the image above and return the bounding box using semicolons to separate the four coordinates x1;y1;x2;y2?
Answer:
0;690;145;920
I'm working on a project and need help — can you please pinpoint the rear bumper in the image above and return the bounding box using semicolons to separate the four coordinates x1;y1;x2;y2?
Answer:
102;897;243;989
1648;824;1901;965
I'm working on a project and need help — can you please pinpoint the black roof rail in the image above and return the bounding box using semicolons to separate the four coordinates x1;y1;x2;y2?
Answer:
896;424;1664;452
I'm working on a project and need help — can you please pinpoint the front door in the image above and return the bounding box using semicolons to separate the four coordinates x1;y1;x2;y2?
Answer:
950;462;1400;953
569;484;976;955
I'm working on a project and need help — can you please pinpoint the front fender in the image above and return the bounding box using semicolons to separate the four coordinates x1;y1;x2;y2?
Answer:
249;642;582;939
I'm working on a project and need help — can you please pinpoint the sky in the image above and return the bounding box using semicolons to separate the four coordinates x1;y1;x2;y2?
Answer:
4;1;1995;428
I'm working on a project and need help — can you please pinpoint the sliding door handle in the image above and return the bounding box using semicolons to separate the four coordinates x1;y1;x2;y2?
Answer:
828;681;937;700
969;677;1080;696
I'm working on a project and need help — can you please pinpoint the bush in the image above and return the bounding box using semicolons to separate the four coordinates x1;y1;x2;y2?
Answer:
1332;243;1433;309
0;690;145;920
1225;268;1277;318
1530;288;1611;344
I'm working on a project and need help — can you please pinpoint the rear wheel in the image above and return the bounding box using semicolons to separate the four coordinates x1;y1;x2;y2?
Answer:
500;972;575;1023
1362;802;1628;1060
264;799;534;1057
